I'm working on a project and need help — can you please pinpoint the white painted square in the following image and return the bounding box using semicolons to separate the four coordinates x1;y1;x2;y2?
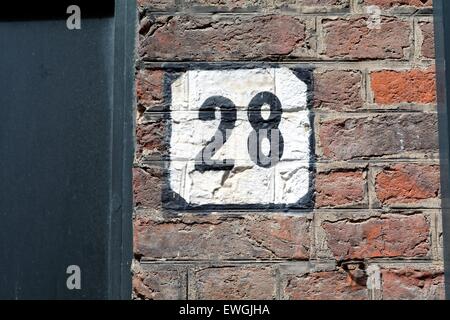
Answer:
167;67;313;209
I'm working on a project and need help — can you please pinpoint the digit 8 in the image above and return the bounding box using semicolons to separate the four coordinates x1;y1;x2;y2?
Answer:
247;92;284;168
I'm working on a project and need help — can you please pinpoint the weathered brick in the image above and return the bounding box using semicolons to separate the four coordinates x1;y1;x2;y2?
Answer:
419;21;435;59
135;120;165;161
133;0;443;302
375;164;440;206
139;15;311;61
134;214;311;260
381;267;444;300
318;113;438;160
137;0;176;11
322;17;410;60
371;69;436;104
190;266;276;299
133;167;162;208
282;269;368;300
136;69;165;110
133;266;186;300
363;0;432;9
314;70;363;111
316;169;366;208
322;214;430;261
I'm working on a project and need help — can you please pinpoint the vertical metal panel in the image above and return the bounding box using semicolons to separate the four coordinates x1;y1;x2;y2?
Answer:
0;0;135;299
435;0;450;299
109;0;136;300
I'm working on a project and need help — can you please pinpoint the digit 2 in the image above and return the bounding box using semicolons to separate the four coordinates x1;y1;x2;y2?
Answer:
194;96;237;173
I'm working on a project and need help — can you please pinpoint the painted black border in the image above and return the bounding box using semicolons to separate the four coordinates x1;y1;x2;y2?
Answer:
159;63;316;212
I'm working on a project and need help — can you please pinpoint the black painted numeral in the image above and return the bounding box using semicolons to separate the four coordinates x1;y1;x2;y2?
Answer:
194;96;237;173
247;92;284;168
195;92;284;172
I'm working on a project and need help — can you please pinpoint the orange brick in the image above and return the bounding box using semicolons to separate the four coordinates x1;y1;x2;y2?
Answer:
371;69;436;104
376;164;440;205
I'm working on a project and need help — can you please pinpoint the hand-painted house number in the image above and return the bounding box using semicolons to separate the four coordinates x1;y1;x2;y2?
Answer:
195;91;284;172
167;67;313;209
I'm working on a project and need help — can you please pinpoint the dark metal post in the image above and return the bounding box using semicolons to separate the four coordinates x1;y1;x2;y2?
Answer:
435;0;450;300
0;0;135;299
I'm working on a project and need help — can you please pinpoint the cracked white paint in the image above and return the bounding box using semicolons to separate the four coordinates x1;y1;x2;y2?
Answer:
169;67;312;207
366;265;382;300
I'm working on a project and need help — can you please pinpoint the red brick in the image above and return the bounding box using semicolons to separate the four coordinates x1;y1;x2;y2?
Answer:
316;169;366;208
322;214;430;261
419;21;435;59
322;17;410;60
375;164;440;206
283;269;368;300
190;266;276;300
135;120;166;160
134;214;311;260
136;69;165;110
314;70;363;111
381;268;444;300
371;69;436;104
318;114;438;160
133;267;186;300
139;15;310;61
363;0;432;9
133;167;162;208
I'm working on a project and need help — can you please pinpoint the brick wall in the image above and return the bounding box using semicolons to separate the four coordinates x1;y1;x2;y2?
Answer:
133;0;444;300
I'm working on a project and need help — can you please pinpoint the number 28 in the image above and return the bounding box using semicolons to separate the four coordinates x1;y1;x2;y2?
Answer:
195;92;285;172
